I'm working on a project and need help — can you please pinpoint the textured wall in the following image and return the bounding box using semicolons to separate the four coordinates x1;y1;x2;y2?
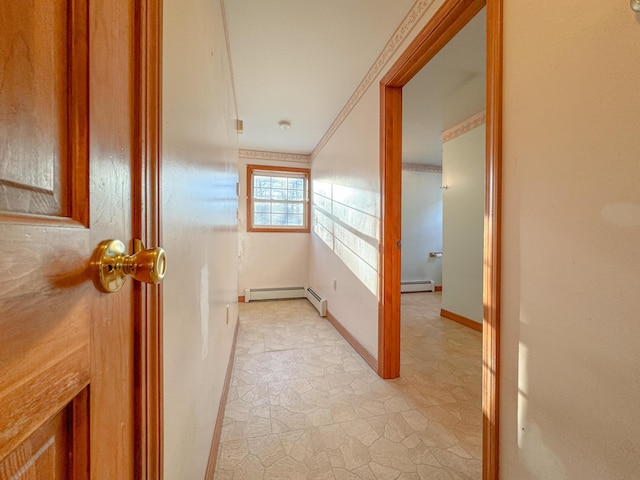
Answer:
162;0;239;478
441;125;484;323
238;157;310;296
501;1;640;477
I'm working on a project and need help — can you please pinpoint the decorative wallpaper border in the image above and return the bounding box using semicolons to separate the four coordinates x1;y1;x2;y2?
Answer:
310;0;436;160
239;149;311;163
442;110;486;143
402;163;442;173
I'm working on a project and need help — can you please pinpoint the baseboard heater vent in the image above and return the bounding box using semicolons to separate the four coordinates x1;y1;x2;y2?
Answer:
305;287;327;317
401;280;435;293
244;286;327;317
244;286;306;302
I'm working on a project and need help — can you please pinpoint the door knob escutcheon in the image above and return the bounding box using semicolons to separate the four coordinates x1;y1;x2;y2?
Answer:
92;239;167;293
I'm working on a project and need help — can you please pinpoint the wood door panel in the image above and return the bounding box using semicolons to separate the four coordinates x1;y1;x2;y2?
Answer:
1;0;143;476
0;348;88;463
0;406;69;480
0;389;88;480
0;0;89;220
0;1;67;216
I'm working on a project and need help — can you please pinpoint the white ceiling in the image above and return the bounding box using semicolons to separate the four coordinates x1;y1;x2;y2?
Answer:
225;0;414;155
225;1;485;160
403;8;486;165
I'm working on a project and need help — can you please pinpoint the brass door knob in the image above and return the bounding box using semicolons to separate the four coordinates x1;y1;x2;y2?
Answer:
92;239;167;293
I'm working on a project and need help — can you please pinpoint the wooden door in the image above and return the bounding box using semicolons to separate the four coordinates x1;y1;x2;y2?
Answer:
0;1;145;478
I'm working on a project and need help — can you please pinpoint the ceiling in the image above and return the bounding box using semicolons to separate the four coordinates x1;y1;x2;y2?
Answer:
224;1;485;160
403;8;486;165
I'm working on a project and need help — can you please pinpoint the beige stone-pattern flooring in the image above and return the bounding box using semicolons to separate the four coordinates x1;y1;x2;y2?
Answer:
215;292;482;480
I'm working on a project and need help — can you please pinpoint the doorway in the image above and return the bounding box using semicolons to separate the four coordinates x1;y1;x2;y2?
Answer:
378;1;502;479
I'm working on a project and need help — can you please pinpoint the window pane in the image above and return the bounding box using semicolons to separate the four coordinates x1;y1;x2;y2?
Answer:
271;189;287;200
249;167;309;231
254;176;271;188
287;214;303;226
272;214;287;225
254;188;271;200
287;189;304;201
287;203;303;215
271;177;287;189
288;178;303;190
254;213;271;225
272;202;287;214
254;202;271;213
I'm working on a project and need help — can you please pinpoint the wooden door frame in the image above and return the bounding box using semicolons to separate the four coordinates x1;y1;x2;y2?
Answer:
378;1;502;479
133;1;163;478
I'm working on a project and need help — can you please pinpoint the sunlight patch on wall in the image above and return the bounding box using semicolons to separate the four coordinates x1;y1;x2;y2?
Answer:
312;180;379;295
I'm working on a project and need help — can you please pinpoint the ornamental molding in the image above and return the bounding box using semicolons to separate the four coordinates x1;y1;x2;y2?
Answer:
311;0;436;160
402;163;442;173
442;111;486;143
239;149;311;163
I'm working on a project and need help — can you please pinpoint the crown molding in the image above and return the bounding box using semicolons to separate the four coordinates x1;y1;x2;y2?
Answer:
442;110;486;143
402;163;442;173
311;0;436;160
238;149;311;163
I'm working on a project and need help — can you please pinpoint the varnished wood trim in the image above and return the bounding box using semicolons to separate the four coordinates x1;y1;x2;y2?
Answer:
68;0;90;226
440;308;483;332
205;317;240;480
246;164;311;234
484;1;502;478
238;296;245;303
326;311;378;372
382;0;485;87
378;83;402;379
379;1;501;479
70;387;89;478
435;286;443;292
133;0;163;478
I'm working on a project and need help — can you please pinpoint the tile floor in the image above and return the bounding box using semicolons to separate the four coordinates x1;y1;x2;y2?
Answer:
215;292;482;480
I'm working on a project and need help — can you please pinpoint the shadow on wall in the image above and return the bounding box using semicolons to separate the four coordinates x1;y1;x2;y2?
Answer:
312;180;379;295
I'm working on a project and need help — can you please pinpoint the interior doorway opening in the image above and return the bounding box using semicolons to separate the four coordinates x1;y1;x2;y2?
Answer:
378;1;502;479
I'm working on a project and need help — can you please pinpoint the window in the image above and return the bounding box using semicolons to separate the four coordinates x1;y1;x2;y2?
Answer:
247;164;310;233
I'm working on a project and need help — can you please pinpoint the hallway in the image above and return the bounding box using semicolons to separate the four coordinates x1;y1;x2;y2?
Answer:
215;293;482;479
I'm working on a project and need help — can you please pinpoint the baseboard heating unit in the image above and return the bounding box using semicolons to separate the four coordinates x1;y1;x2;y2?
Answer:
244;286;306;302
401;280;435;293
244;286;327;317
305;287;327;317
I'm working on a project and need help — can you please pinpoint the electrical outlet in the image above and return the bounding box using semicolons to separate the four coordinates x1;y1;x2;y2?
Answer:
226;304;230;324
333;279;337;291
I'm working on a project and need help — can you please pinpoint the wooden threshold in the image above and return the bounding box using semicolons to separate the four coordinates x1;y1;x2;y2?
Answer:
204;317;240;480
441;308;483;332
435;286;443;292
326;311;378;372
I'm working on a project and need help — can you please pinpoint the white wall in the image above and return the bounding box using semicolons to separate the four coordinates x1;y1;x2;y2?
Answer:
309;1;447;358
401;170;443;286
311;0;640;477
501;1;640;478
441;124;484;323
162;1;238;478
238;157;310;295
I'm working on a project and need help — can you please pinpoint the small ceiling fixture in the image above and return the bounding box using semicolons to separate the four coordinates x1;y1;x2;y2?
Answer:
278;120;291;130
